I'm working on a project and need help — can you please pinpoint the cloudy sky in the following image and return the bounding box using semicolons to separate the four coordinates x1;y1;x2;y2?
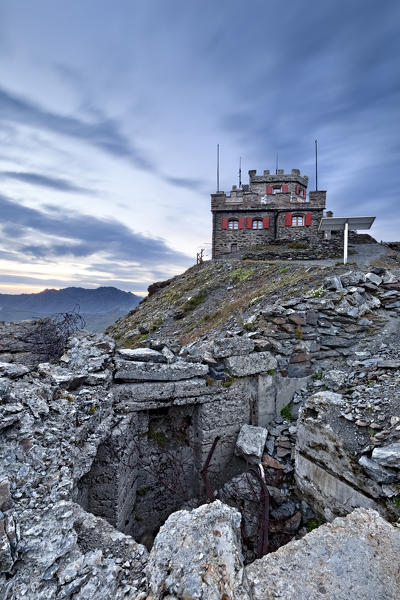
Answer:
0;0;399;295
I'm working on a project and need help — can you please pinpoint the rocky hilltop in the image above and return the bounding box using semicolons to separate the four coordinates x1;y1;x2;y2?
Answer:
1;242;400;599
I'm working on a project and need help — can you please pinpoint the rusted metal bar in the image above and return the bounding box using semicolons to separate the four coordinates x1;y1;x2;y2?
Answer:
200;436;220;502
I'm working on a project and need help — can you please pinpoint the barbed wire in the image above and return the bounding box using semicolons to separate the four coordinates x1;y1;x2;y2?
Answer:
29;305;85;362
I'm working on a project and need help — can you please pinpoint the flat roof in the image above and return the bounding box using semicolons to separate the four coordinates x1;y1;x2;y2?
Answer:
318;216;375;231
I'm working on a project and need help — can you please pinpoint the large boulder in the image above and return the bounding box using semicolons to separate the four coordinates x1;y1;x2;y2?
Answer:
146;500;250;599
246;508;400;599
294;391;397;521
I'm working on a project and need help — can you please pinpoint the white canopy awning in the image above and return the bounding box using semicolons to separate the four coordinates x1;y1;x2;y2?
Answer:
318;216;376;265
318;216;375;232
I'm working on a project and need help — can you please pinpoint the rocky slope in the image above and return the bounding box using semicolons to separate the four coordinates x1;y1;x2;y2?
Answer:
1;244;400;599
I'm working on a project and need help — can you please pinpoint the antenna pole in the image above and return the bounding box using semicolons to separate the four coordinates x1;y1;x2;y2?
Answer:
217;144;220;192
239;156;242;187
315;139;318;191
275;152;278;174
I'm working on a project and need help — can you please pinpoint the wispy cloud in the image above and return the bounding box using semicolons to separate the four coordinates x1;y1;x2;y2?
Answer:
0;170;95;194
0;86;153;170
0;193;191;266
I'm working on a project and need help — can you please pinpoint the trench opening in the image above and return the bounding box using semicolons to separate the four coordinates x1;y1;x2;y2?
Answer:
76;404;211;548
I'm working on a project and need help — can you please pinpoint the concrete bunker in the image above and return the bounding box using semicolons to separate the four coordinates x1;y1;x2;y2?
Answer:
75;389;249;545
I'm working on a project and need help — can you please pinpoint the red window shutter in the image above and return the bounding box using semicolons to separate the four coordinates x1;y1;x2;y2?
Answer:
221;217;228;230
295;185;300;195
285;213;292;226
263;216;270;229
245;217;252;229
305;213;312;226
238;217;245;229
266;185;273;194
303;188;306;198
282;184;288;193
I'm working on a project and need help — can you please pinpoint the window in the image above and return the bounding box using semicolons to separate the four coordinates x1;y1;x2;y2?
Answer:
252;219;263;229
228;219;239;229
231;243;238;252
292;215;304;227
273;186;282;194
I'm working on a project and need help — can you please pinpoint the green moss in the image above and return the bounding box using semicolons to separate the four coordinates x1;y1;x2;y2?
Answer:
295;325;304;340
89;404;98;415
391;495;400;509
267;369;276;376
306;517;324;532
231;267;255;283
221;377;235;388
280;403;295;422
147;429;167;448
279;266;289;274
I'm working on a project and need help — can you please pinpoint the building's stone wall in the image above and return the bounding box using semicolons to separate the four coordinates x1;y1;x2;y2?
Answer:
276;209;324;241
212;210;275;257
211;168;328;258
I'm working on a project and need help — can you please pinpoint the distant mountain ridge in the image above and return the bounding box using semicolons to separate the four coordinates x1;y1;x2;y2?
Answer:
0;286;141;332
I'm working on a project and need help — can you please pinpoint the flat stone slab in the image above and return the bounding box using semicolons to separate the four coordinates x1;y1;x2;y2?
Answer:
225;351;277;377
213;337;255;359
117;347;167;363
114;359;209;382
246;508;400;600
114;378;210;403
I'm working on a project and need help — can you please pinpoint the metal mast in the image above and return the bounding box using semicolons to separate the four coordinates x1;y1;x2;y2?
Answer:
217;144;220;192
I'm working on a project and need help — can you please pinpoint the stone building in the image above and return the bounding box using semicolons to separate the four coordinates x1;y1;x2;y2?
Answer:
211;168;327;258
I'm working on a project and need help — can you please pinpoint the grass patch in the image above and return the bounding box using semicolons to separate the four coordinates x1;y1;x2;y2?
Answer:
231;267;255;283
288;241;309;250
221;377;235;388
279;266;289;274
280;403;295;421
306;517;324;532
